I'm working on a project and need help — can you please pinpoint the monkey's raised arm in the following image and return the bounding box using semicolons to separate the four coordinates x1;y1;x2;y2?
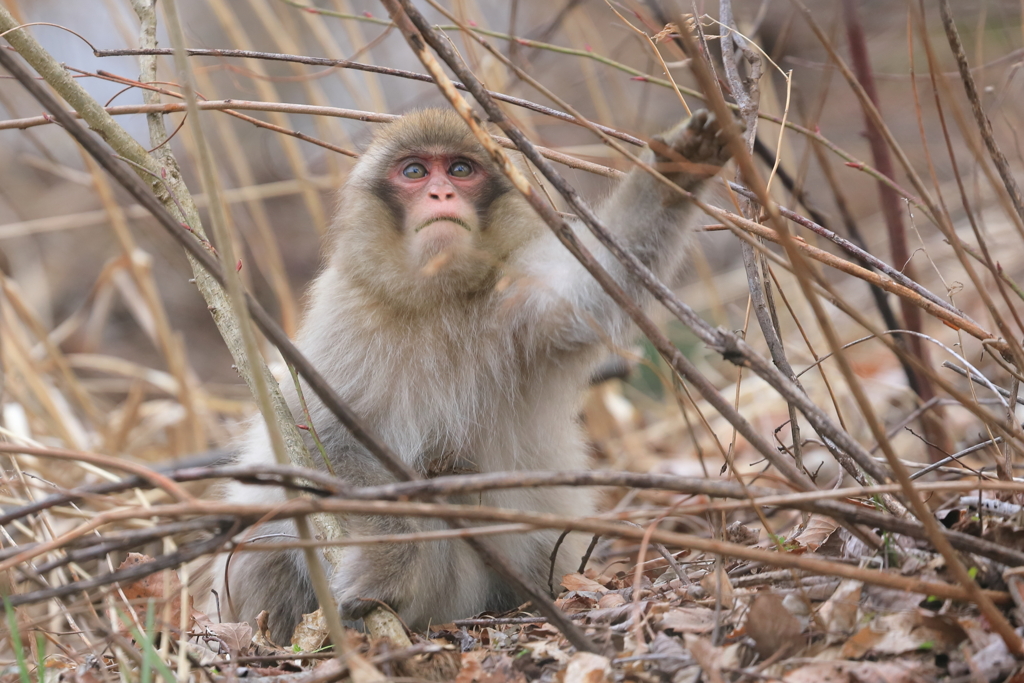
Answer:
512;110;734;353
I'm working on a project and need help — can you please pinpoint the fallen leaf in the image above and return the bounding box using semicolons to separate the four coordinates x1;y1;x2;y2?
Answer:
481;628;511;649
583;600;639;625
840;610;966;658
783;660;930;683
647;632;690;676
564;652;611;683
455;652;527;683
794;516;840;552
455;653;485;683
558;592;600;613
818;580;862;638
838;623;884;659
970;631;1016;676
659;607;716;635
700;570;734;608
561;573;609;594
745;593;802;659
683;635;725;683
291;608;329;653
986;520;1024;552
524;639;570;665
206;621;253;653
254;610;285;652
398;642;462;681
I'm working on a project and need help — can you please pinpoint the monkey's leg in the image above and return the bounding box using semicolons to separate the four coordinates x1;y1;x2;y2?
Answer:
469;486;596;599
204;520;320;644
332;514;497;629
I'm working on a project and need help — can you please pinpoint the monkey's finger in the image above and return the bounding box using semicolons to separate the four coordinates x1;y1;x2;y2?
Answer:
685;108;710;133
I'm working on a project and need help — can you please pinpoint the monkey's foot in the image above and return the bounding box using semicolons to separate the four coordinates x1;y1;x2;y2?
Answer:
332;546;416;622
337;578;407;622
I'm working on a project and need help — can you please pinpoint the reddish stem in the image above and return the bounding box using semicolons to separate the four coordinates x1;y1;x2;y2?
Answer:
842;0;946;456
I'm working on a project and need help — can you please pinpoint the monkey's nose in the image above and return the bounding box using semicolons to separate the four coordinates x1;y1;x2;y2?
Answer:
429;187;456;201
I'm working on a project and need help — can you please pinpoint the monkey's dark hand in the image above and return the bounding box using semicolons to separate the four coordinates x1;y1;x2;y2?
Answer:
649;109;737;194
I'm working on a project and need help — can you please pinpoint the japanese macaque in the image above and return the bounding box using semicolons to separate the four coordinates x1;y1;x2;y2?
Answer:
208;108;733;643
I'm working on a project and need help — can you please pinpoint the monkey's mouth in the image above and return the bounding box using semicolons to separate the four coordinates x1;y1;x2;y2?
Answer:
414;216;472;233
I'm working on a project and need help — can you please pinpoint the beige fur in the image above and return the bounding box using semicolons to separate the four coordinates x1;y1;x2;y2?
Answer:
201;108;730;643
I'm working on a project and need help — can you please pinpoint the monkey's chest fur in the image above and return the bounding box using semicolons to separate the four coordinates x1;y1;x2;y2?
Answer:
296;286;597;479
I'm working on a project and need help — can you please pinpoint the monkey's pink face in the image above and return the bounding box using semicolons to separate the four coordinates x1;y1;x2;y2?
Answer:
388;154;487;262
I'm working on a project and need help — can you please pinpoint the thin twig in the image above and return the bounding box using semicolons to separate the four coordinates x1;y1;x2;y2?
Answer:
909;438;1002;481
842;0;937;424
0;101;615;177
4;455;1023;567
941;361;1024;406
690;6;1024;652
720;0;805;476
90;47;644;146
89;45;949;212
2;495;1014;607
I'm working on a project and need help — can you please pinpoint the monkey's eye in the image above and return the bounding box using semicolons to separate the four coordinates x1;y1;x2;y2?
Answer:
402;163;428;179
448;161;473;178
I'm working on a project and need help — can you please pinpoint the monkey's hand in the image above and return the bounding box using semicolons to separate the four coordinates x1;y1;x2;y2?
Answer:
648;109;737;195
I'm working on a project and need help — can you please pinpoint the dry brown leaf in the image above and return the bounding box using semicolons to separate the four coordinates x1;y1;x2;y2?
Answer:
597;593;625;609
782;660;929;682
455;652;527;683
291;607;329;653
455;653;486;683
817;579;862;638
583;600;637;625
558;592;599;613
564;652;611;683
745;593;803;659
838;623;884;659
348;652;387;683
521;622;560;639
561;573;609;594
683;635;726;683
116;553;192;631
795;516;840;552
253;610;286;652
524;638;570;665
700;570;734;608
969;629;1016;676
397;643;462;681
482;628;511;649
840;610;966;659
206;621;253;653
658;607;717;635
